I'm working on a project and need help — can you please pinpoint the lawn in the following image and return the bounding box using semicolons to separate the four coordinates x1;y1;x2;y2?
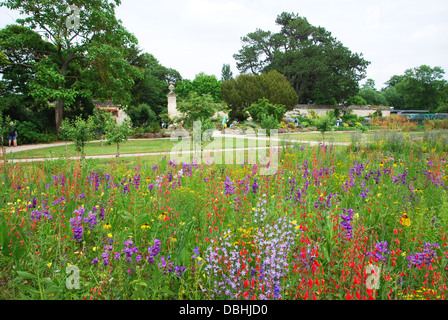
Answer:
283;130;431;144
5;137;277;160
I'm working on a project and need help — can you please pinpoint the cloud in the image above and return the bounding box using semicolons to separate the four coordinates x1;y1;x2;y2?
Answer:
184;0;246;25
366;5;381;31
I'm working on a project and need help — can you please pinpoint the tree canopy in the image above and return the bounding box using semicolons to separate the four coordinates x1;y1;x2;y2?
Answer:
221;70;298;121
175;72;222;103
0;0;141;133
234;12;370;105
384;65;447;112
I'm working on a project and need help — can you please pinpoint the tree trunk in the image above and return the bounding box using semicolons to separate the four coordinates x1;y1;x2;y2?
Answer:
55;99;64;135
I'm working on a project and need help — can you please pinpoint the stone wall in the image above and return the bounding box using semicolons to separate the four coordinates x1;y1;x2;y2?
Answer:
285;104;391;118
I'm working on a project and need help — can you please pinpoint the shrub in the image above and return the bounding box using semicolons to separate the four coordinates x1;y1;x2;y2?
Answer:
177;92;227;128
260;114;280;136
126;104;158;127
244;98;286;123
15;121;57;145
313;113;335;143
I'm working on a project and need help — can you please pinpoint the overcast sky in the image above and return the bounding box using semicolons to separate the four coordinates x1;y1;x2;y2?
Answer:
1;0;448;90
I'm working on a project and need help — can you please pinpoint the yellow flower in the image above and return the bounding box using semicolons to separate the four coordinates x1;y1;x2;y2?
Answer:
158;212;168;220
108;233;113;238
141;223;151;230
171;237;177;243
47;263;52;269
104;223;112;230
93;247;98;252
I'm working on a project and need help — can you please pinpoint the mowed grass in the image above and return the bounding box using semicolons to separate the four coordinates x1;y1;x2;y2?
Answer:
283;130;429;143
6;137;283;160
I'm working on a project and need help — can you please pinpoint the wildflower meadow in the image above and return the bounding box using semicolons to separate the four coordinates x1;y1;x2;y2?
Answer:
1;133;448;302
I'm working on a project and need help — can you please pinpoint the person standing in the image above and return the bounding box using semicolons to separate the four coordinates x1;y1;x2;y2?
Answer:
8;121;17;147
221;116;229;134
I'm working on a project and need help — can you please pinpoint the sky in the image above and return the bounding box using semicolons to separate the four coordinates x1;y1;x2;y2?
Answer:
1;0;448;90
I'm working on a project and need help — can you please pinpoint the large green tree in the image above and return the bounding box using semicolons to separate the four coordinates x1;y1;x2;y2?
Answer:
0;0;141;133
221;70;298;120
384;65;447;112
0;25;54;121
175;72;222;103
234;12;370;105
357;79;388;106
129;52;181;117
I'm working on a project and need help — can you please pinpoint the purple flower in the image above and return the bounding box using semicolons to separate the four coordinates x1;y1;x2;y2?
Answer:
366;241;388;263
224;176;236;195
252;179;260;194
407;242;440;268
340;208;354;239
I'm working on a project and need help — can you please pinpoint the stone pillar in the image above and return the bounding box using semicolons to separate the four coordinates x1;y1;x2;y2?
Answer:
167;81;180;119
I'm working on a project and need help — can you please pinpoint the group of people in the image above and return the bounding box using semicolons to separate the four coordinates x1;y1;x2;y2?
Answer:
221;117;239;134
336;117;343;127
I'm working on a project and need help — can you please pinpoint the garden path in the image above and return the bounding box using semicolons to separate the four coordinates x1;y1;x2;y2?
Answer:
1;131;350;163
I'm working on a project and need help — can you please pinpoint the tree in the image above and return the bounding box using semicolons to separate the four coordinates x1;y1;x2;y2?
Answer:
128;52;181;117
382;86;405;109
234;12;370;104
312;113;335;145
0;0;140;134
104;118;132;161
358;79;389;106
176;92;227;128
401;65;447;111
221;64;233;81
59;118;73;158
221;70;298;120
65;116;96;160
346;95;367;106
245;98;286;123
175;73;222;103
0;25;54;122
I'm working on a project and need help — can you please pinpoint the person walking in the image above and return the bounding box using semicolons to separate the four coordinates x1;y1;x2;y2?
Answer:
8;121;17;147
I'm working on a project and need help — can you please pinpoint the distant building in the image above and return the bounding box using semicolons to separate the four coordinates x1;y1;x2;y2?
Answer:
93;100;129;124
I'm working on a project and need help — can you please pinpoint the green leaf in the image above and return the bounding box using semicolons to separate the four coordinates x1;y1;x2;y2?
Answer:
16;271;38;280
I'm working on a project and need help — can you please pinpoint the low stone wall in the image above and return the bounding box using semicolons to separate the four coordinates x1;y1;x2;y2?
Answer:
285;104;391;118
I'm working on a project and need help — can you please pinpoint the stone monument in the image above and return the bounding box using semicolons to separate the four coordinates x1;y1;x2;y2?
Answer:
167;81;180;119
